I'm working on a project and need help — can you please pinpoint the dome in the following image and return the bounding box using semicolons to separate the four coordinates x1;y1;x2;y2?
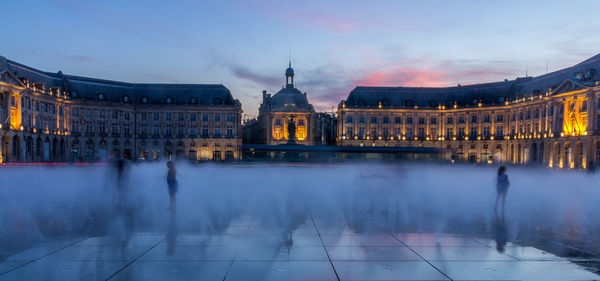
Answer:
285;66;294;76
270;86;309;109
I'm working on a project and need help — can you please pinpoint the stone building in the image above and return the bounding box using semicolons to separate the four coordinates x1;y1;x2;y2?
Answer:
243;63;317;145
337;54;600;169
0;56;242;163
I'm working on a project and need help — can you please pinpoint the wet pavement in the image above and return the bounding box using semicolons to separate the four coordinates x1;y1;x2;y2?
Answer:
1;212;599;281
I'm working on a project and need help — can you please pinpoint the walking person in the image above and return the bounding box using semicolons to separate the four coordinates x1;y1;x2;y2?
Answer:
167;161;178;211
495;166;509;211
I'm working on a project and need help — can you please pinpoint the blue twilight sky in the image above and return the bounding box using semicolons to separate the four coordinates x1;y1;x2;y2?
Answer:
2;0;600;117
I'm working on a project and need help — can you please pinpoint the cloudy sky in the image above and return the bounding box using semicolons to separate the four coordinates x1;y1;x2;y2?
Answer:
3;0;600;116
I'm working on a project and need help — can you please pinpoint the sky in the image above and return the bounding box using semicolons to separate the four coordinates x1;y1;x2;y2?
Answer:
2;0;600;117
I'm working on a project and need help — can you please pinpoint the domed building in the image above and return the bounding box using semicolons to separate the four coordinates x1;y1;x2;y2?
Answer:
243;62;317;145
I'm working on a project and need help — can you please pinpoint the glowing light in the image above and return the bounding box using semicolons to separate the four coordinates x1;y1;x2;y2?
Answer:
560;132;564;137
490;136;494;140
465;137;469;140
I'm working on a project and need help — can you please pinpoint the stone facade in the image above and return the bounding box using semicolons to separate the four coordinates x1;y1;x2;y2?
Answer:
243;63;317;145
0;56;242;163
337;54;600;169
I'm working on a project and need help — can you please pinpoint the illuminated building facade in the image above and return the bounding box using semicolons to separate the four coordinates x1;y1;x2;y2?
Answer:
337;54;600;169
243;63;317;145
0;56;242;163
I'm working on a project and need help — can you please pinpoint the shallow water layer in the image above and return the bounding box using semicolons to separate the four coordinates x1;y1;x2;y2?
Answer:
1;162;600;280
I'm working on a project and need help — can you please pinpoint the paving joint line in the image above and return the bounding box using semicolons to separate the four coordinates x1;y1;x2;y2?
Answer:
105;237;166;281
388;232;453;281
306;206;341;281
0;236;90;276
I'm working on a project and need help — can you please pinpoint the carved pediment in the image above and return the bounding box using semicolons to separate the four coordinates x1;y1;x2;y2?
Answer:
552;80;588;95
0;71;25;87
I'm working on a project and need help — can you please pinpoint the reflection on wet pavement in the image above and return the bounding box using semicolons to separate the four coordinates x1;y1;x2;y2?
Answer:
1;211;600;281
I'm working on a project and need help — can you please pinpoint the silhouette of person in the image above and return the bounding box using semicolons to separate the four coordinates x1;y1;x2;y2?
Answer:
494;211;507;252
166;161;178;211
588;161;596;174
495;166;509;211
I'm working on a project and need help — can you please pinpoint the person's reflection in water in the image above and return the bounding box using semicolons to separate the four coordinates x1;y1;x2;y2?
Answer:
167;210;178;255
113;158;134;253
494;210;508;252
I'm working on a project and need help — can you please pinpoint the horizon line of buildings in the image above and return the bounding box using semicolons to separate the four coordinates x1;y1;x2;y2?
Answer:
2;53;600;168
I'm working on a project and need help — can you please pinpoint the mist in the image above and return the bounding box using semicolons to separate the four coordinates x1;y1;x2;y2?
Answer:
1;162;599;250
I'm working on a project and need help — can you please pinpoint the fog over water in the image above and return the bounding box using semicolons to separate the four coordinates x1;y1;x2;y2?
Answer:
1;162;599;248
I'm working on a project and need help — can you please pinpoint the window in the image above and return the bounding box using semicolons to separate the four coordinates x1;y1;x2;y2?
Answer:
370;116;377;123
406;128;414;137
166;113;171;121
346;116;353;123
519;112;524;121
383;116;389;124
458;116;465;124
124;112;130;120
359;127;365;138
534;109;540;119
190;114;196;121
154;113;159;121
141;97;148;103
112;123;119;135
124;124;130;135
496;126;503;137
359;116;366;123
470;126;477;139
213;150;221;160
430;117;437;124
581;100;588;112
298;119;305;126
458;127;465;138
72;122;79;133
346;127;354;137
483;127;490;138
483;115;490;123
394;116;402;124
165;124;172;136
383;128;389;138
215;114;221;122
227;126;233;136
112;111;118;119
406;116;413;124
446;127;453;138
202;125;209;136
418;127;425;138
227;115;233;122
526;110;531;120
371;127;377;137
178;113;184;121
178;125;184;135
166;97;173;104
214;125;221;136
202;114;209;122
471;115;477;123
275;119;282;126
496;114;503;122
141;113;147;121
446;117;453;124
418;117;425;124
190;125;197;136
153;124;160;135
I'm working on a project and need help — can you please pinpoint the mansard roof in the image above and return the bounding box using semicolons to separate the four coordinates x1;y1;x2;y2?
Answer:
344;53;600;109
0;56;238;106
